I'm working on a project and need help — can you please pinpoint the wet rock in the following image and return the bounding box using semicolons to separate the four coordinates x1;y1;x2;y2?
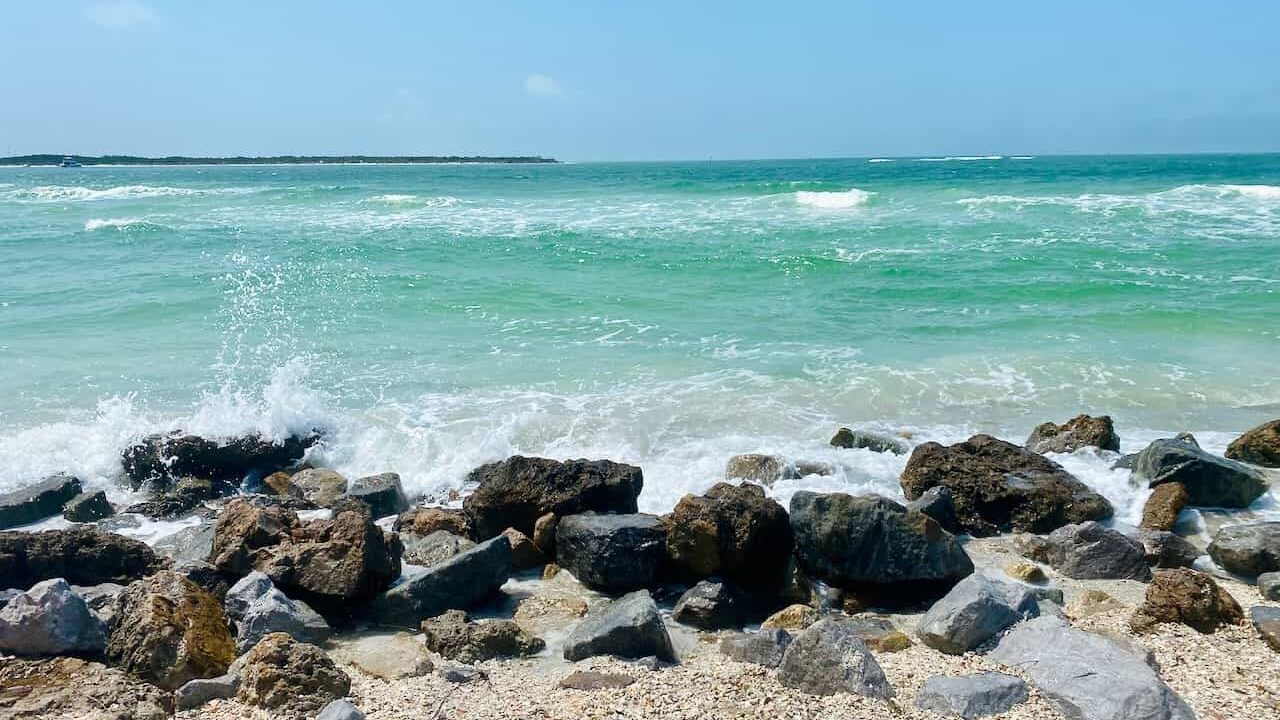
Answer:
463;455;643;539
328;631;434;680
830;427;907;454
555;512;666;593
664;482;793;589
1226;419;1280;468
1133;434;1267;508
0;473;82;529
122;431;317;490
1258;572;1280;601
106;570;236;690
724;454;786;484
346;472;409;518
1042;521;1151;581
1130;568;1243;634
394;506;473;539
1141;482;1189;531
402;529;475;567
290;468;349;508
175;673;239;711
368;535;512;628
1026;414;1120;454
906;486;962;534
917;573;1039;654
1208;521;1280;577
672;580;748;630
236;632;351;716
420;609;544;662
1250;606;1280;652
915;672;1029;720
1139;530;1200;569
318;699;366;720
0;578;106;656
558;670;636;690
991;615;1194;720
719;628;793;668
0;526;164;589
761;603;819;631
789;492;973;603
777;618;894;698
0;657;173;720
562;590;676;662
502;527;546;570
900;434;1113;536
62;490;113;523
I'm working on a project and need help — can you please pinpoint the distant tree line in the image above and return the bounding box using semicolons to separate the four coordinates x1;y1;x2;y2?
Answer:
0;154;558;166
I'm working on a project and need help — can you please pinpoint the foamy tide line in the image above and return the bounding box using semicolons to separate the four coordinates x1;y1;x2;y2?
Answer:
364;194;462;207
794;188;873;209
2;185;253;203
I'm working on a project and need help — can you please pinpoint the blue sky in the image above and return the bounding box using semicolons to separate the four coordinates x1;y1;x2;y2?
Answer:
2;1;1278;160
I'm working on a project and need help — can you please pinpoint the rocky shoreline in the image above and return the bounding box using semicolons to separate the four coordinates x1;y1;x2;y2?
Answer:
1;414;1279;719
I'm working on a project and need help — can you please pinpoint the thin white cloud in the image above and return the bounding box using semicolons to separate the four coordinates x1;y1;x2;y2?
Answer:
524;73;565;98
84;1;158;30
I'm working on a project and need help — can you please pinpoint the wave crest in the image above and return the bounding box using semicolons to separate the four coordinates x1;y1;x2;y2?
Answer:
3;185;250;203
794;188;873;209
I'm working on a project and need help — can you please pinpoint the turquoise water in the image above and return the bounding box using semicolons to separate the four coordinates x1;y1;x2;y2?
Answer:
2;155;1278;515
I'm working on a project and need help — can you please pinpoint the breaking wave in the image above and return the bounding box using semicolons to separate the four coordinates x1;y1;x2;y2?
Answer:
794;188;873;209
2;185;252;203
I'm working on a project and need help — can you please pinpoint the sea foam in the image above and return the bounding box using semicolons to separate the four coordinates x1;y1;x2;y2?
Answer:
794;188;873;209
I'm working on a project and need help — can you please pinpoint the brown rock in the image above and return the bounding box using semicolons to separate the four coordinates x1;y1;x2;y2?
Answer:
1226;419;1280;468
1004;561;1048;583
236;632;350;715
532;512;558;555
1130;568;1243;634
0;527;165;590
1025;414;1120;454
261;471;304;499
724;454;785;485
327;632;434;680
208;499;299;575
1068;589;1124;619
255;506;402;606
1141;482;1189;531
394;506;473;539
761;604;819;631
502;527;547;570
420;609;545;663
0;657;173;720
289;469;348;508
664;482;793;588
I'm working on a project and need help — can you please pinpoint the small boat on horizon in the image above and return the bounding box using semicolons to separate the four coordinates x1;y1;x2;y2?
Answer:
59;156;81;167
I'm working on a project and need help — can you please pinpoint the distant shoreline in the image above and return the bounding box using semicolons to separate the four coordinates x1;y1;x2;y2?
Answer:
0;154;558;167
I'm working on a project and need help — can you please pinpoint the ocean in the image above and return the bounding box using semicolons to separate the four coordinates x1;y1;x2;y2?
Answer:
2;155;1278;523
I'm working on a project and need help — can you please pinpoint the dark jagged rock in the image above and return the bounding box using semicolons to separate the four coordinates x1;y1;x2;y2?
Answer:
1025;414;1120;454
124;477;215;518
777;618;894;698
236;632;350;715
555;512;666;593
1208;522;1280;577
1139;530;1200;569
122;431;318;490
917;573;1039;654
1042;521;1151;581
62;490;113;522
906;486;962;534
0;526;164;589
1226;419;1280;468
502;527;545;570
1130;568;1243;634
672;580;749;630
900;434;1113;536
0;657;174;719
664;482;793;589
0;474;82;529
1141;482;1188;531
562;590;676;662
402;530;475;567
1133;434;1267;508
368;535;512;628
830;428;907;454
420;609;544;662
719;628;793;668
789;492;973;604
346;472;410;518
463;456;643;539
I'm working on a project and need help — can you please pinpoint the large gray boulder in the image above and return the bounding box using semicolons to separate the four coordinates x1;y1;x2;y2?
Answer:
555;512;666;593
1133;434;1267;508
1042;521;1152;581
1208;522;1280;577
402;529;476;567
347;472;409;518
906;486;962;534
915;672;1029;719
776;618;894;698
0;578;107;655
916;574;1039;654
991;615;1194;720
368;535;512;627
671;580;748;630
175;673;240;711
719;628;792;668
0;474;82;529
1139;530;1200;569
789;492;973;603
237;584;332;653
463;456;643;539
225;571;275;620
562;590;675;662
63;490;114;522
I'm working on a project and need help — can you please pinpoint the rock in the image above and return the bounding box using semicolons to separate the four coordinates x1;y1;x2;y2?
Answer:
236;632;351;715
1026;414;1120;454
74;581;126;628
842;616;911;652
1141;483;1189;531
672;580;748;630
420;609;544;662
0;527;164;589
318;699;366;720
1139;530;1200;569
830;427;908;454
1133;434;1268;508
439;664;488;683
1114;453;1139;470
260;471;304;499
1258;572;1280;601
106;570;236;690
237;583;332;653
761;603;819;631
368;535;512;627
1208;522;1280;577
532;512;558;554
346;472;409;518
555;512;666;593
502;527;546;570
776;618;894;698
0;474;82;529
1003;561;1047;583
124;476;217;518
1226;419;1280;467
900;434;1114;536
724;454;786;485
558;670;636;690
328;632;434;680
1250;606;1280;652
290;468;349;508
225;570;276;620
777;555;815;607
402;529;476;567
906;486;962;534
122;431;318;490
394;506;473;538
915;672;1029;720
664;482;793;589
991;615;1194;720
1068;589;1125;618
0;578;106;655
175;673;239;710
153;520;217;562
1042;521;1152;581
62;490;113;522
719;628;793;668
172;559;229;601
463;455;643;539
789;492;973;603
0;657;173;720
917;573;1039;654
208;498;299;574
1130;568;1243;634
562;590;676;662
